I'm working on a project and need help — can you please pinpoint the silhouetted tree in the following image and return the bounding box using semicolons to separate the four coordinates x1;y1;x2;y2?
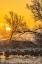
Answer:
26;0;42;21
33;23;42;31
5;11;27;45
26;0;42;32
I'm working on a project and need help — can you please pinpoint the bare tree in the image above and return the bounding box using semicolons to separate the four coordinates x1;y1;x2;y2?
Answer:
26;0;42;21
26;0;42;31
5;11;27;45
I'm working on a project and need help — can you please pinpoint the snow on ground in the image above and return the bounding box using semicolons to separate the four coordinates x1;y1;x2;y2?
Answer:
12;32;42;46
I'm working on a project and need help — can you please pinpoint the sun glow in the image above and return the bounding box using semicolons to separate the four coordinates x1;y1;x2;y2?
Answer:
6;27;11;31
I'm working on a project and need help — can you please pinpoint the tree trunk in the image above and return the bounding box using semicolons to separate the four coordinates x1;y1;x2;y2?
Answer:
7;30;13;47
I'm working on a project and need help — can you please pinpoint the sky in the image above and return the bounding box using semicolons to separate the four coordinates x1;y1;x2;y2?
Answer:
0;0;40;30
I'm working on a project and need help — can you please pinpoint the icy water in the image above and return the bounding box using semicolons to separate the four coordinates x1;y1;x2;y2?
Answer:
0;55;42;64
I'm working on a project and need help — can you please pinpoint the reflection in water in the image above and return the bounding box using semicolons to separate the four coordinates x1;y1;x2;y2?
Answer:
0;55;13;64
0;55;13;59
0;55;42;64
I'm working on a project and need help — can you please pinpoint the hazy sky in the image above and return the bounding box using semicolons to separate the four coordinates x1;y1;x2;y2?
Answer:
0;0;39;29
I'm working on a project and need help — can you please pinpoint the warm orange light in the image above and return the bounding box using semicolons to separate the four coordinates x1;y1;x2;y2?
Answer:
6;27;11;31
